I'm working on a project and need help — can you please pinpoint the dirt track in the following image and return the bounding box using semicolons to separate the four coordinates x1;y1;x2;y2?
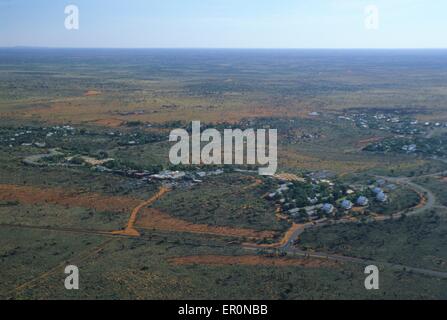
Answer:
0;184;275;240
112;187;170;237
137;208;275;239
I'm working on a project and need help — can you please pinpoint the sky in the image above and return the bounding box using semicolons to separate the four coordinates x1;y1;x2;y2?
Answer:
0;0;446;48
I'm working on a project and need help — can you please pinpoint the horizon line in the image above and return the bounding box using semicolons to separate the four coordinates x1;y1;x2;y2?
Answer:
1;46;447;50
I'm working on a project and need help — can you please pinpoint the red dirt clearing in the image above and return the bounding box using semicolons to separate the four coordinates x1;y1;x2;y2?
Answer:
356;136;384;149
168;255;338;268
84;90;102;97
136;208;275;240
90;118;125;128
244;223;302;248
0;184;137;213
113;187;170;237
0;184;275;240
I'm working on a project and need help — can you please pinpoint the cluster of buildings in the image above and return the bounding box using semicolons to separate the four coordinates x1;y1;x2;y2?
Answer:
339;112;447;136
267;175;392;223
0;125;77;148
2;123;166;151
366;134;447;157
94;163;227;188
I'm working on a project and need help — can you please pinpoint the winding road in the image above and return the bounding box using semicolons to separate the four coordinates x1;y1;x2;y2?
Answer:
244;168;447;280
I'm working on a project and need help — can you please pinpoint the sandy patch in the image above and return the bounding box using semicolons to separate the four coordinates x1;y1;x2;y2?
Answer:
90;118;125;128
84;90;102;97
0;184;138;213
136;208;275;240
356;136;383;147
0;184;275;240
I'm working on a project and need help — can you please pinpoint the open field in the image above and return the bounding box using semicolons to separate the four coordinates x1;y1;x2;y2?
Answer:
2;226;446;300
3;49;447;126
168;254;340;268
154;173;289;234
1;49;447;299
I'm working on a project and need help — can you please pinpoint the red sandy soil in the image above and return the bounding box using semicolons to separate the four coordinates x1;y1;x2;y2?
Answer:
136;208;275;240
84;90;102;97
0;184;137;213
356;136;384;148
0;184;276;240
90;118;125;127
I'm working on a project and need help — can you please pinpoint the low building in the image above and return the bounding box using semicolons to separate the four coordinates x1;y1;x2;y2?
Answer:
356;196;369;206
341;200;353;210
402;144;417;153
376;192;388;202
372;187;383;195
322;203;334;214
267;192;277;199
277;184;289;193
34;142;46;148
150;170;186;180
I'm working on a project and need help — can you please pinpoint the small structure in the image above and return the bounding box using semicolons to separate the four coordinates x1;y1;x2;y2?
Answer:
386;184;397;191
34;142;47;148
210;169;224;175
341;200;353;210
267;192;277;199
376;192;388;202
402;144;417;153
356;196;369;206
322;203;334;214
276;184;289;193
372;187;383;195
150;170;186;180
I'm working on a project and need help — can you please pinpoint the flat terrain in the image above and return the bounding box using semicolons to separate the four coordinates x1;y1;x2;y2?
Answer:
1;49;447;299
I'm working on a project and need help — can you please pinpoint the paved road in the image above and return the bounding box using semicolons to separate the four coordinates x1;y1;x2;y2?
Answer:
244;244;447;279
279;174;440;251
376;176;437;216
244;171;447;279
286;248;447;279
